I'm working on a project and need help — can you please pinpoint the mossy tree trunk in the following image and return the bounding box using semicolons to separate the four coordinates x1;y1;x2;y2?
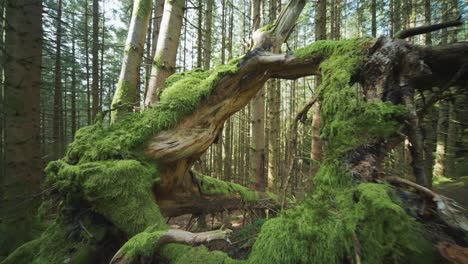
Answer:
144;0;185;107
111;0;153;123
4;1;468;262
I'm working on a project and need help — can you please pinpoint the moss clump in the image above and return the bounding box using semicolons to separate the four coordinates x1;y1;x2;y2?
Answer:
66;63;238;164
119;228;168;257
159;244;241;264
1;221;99;264
249;164;431;264
296;39;407;159
196;172;260;203
45;159;167;236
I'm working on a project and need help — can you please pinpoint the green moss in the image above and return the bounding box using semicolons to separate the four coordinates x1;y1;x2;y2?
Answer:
119;229;168;257
111;79;136;122
45;160;166;236
249;166;432;264
135;0;153;20
66;63;238;164
196;172;260;203
259;23;275;32
159;244;242;264
1;221;98;264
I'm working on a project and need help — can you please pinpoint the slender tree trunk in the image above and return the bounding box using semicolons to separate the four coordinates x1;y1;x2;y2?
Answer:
310;0;326;177
84;0;91;124
203;0;213;70
250;0;266;191
424;0;431;44
144;0;185;107
433;101;448;178
1;0;42;256
371;0;377;37
100;4;105;111
196;0;203;68
390;0;394;37
151;0;164;58
53;0;63;159
111;0;153;123
92;0;100;119
223;0;233;181
446;100;458;178
71;18;77;138
0;0;5;190
266;0;280;191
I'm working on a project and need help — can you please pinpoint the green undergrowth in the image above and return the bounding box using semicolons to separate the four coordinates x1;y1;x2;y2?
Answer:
1;221;100;264
159;244;242;264
248;163;432;264
66;63;239;164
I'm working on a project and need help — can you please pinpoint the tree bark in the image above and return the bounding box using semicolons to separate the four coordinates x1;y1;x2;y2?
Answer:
1;0;42;256
111;0;153;123
310;0;326;177
53;0;64;159
266;0;280;191
371;0;377;37
71;18;77;138
92;0;100;119
84;0;91;124
145;0;185;107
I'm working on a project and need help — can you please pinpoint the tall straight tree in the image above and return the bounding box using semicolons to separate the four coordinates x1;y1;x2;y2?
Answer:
371;0;377;37
310;0;326;177
203;0;213;70
71;18;77;138
53;0;64;159
151;0;165;58
1;0;42;256
196;0;203;68
84;0;91;124
267;0;281;191
250;0;266;191
92;0;99;118
111;0;153;123
145;0;185;107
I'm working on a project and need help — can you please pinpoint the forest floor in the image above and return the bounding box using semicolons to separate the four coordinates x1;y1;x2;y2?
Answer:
435;176;468;217
167;210;265;259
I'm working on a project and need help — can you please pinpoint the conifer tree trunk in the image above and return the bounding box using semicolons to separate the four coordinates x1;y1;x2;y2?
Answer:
433;101;448;178
371;0;377;37
151;0;164;58
267;0;280;191
53;0;64;159
71;18;77;137
144;0;185;107
250;0;266;191
196;0;203;68
92;0;100;118
310;0;326;177
203;0;213;70
0;0;4;191
1;0;42;256
84;0;91;124
100;6;105;110
111;0;153;123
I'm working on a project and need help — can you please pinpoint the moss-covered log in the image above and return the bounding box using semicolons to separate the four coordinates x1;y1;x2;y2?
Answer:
3;5;468;263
